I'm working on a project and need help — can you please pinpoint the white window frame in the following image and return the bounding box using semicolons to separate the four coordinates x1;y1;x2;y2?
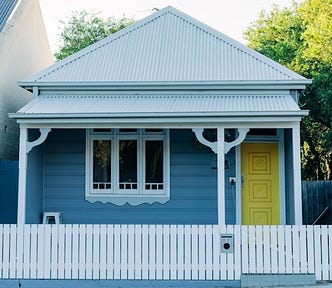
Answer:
85;129;170;206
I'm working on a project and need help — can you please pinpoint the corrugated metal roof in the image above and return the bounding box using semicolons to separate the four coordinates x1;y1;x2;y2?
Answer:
15;94;304;118
22;6;308;85
0;0;18;32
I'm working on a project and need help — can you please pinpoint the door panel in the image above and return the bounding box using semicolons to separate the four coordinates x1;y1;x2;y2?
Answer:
241;143;280;225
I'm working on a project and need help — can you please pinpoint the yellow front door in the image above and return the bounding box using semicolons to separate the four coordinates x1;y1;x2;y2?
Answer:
241;143;280;225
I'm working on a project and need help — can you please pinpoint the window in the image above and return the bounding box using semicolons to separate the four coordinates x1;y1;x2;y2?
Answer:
86;129;170;205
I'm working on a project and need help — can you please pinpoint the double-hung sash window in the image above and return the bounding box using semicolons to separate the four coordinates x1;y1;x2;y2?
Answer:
86;129;170;205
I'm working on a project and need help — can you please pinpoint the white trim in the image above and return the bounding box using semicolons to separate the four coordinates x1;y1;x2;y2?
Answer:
224;128;249;153
292;122;303;224
85;129;170;206
26;128;51;153
17;127;27;225
217;127;225;225
13;117;306;127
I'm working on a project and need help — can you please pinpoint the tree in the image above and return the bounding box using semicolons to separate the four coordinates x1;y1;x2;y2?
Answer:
244;0;332;180
54;11;135;61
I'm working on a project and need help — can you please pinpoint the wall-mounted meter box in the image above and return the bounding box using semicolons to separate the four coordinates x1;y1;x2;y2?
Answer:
220;234;234;253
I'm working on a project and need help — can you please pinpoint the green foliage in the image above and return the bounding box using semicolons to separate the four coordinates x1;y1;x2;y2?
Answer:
245;0;332;180
54;11;135;61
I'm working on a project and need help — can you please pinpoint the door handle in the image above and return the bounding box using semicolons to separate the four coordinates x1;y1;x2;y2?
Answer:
241;175;245;188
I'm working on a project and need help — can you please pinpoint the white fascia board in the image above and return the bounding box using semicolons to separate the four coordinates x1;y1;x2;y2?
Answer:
18;80;312;92
14;116;306;129
10;110;309;119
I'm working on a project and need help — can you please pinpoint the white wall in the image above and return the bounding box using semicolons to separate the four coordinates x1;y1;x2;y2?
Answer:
0;0;53;160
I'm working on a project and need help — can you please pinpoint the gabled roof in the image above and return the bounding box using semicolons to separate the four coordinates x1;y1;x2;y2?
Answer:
0;0;18;31
21;6;309;87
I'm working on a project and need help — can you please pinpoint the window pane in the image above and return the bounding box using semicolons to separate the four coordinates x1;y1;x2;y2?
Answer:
119;129;138;133
93;140;111;188
119;140;137;183
145;141;163;184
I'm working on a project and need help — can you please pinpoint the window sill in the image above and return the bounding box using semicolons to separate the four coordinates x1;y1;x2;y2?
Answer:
85;194;170;206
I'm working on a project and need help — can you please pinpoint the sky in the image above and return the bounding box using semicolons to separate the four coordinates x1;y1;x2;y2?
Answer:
39;0;302;54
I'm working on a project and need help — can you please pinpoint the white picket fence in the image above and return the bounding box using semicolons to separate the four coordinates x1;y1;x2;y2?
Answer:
0;224;331;280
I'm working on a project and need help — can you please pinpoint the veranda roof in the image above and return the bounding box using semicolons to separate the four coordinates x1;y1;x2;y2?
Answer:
11;93;307;124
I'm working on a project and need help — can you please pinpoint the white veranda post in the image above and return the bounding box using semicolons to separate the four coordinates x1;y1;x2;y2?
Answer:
17;127;27;224
217;127;225;225
292;122;303;224
17;127;51;224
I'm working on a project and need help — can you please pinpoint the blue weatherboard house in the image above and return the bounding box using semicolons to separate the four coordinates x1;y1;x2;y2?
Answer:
6;6;327;286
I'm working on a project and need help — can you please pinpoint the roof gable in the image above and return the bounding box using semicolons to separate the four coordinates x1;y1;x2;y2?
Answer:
0;0;18;31
22;6;308;85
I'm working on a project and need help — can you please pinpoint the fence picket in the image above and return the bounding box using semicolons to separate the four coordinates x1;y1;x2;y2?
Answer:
30;225;37;278
285;225;292;273
321;225;329;280
177;225;185;280
314;225;322;280
156;225;162;279
127;225;135;279
106;225;114;279
16;225;23;279
0;224;332;281
307;225;315;274
256;225;263;274
277;226;285;274
262;226;271;273
198;225;206;280
113;225;121;279
142;225;149;279
86;225;93;279
163;225;170;280
226;225;234;280
248;226;256;274
234;225;241;280
170;225;177;280
9;225;16;278
2;225;10;278
93;225;100;279
220;225;227;279
212;225;220;280
299;225;308;274
43;225;51;279
99;225;107;279
51;225;58;279
241;225;248;275
292;226;300;274
121;225;129;280
72;225;79;279
148;225;156;280
78;225;86;279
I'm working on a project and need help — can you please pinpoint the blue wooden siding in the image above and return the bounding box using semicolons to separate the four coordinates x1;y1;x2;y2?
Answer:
0;160;18;223
26;129;236;224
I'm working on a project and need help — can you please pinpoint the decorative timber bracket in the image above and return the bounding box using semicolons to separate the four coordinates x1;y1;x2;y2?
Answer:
192;128;249;154
26;128;51;153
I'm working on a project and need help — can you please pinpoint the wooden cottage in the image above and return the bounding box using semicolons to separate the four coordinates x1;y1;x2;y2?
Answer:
3;6;330;286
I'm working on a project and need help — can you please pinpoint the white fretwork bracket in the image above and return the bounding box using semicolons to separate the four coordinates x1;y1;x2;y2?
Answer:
192;128;249;154
26;128;51;153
